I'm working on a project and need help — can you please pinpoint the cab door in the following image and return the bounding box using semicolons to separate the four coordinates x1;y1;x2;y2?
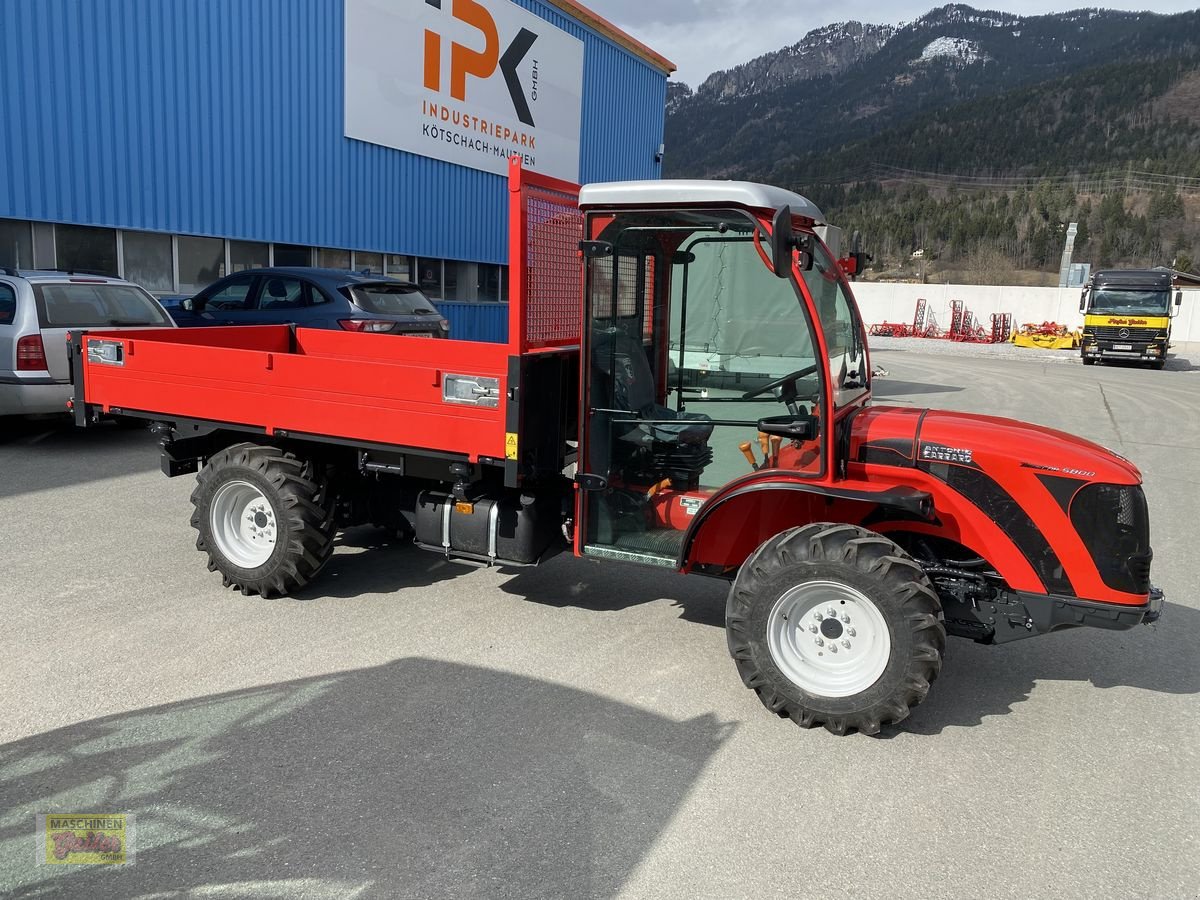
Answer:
576;211;828;567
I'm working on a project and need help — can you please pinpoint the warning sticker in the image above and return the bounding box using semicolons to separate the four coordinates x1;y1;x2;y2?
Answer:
679;497;704;517
505;433;519;461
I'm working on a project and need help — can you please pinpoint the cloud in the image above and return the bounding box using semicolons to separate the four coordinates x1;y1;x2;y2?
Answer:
586;0;1200;87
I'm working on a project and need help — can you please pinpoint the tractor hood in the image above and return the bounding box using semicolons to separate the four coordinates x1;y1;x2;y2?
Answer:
850;405;1141;484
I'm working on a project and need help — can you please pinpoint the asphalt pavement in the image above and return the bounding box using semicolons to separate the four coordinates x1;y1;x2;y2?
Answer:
1;347;1197;899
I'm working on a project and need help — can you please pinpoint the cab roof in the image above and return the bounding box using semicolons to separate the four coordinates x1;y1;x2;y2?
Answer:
578;180;826;224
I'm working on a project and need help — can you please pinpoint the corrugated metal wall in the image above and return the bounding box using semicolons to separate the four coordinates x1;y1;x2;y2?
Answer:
0;0;667;265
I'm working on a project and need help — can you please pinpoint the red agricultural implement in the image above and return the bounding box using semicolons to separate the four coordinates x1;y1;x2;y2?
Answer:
69;160;1163;736
872;299;1009;343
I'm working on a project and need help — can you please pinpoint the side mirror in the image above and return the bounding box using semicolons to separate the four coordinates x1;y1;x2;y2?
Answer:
1079;288;1088;314
1176;290;1183;307
181;298;195;312
770;205;794;279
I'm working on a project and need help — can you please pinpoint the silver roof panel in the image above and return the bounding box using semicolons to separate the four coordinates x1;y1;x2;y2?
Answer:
578;180;825;224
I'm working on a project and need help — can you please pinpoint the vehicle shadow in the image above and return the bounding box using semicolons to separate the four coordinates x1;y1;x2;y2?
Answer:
870;379;965;398
892;600;1200;736
0;659;731;898
305;531;728;628
0;415;158;500
500;552;728;628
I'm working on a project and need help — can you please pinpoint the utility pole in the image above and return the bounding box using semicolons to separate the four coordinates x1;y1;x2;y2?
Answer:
1058;222;1078;288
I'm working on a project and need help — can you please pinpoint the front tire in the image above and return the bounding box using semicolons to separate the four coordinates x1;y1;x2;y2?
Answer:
726;524;945;736
190;443;335;598
1081;356;1096;366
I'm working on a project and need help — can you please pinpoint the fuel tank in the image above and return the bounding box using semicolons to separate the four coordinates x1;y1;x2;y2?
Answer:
849;405;1140;485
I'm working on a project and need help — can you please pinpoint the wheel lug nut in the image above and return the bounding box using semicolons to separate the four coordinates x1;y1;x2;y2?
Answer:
809;624;819;634
842;640;851;649
813;612;823;621
841;614;851;623
847;628;856;637
814;638;824;647
827;607;837;617
829;644;839;653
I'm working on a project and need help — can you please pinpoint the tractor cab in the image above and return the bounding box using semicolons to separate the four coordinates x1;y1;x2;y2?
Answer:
574;182;871;567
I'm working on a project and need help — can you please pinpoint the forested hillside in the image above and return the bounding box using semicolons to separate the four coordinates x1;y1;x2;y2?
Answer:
664;4;1200;279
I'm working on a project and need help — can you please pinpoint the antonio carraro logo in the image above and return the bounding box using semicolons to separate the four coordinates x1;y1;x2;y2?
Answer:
920;443;974;465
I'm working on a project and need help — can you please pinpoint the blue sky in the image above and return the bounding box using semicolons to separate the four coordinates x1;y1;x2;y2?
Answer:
586;1;1200;86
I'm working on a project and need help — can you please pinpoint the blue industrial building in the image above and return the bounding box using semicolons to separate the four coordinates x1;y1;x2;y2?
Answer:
0;0;672;335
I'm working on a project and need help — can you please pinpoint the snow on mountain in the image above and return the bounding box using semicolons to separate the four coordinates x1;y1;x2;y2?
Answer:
917;36;988;65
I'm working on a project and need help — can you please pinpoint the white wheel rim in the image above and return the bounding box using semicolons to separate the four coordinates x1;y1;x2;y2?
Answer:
210;480;278;569
767;581;891;698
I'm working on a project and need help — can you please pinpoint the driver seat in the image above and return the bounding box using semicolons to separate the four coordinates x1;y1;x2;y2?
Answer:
591;329;713;446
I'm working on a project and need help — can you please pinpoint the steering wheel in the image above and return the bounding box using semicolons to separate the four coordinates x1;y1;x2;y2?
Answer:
741;364;820;401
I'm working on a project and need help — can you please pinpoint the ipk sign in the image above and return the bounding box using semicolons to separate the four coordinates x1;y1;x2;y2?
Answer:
345;0;584;183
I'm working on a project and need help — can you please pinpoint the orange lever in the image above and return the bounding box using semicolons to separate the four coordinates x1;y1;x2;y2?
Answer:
769;436;782;467
758;433;770;458
739;441;758;469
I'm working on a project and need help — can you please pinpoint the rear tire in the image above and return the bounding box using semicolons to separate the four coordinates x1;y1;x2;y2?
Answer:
190;443;335;598
1150;358;1166;370
726;524;945;736
1081;356;1096;366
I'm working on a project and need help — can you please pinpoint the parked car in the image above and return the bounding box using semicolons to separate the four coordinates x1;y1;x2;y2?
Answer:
0;269;175;417
169;268;450;337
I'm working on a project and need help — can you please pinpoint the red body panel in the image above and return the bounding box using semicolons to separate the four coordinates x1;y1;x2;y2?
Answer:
686;404;1147;606
81;326;511;461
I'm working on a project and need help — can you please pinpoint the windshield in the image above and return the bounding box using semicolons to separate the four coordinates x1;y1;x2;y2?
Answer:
348;283;439;316
34;282;170;327
1088;288;1171;316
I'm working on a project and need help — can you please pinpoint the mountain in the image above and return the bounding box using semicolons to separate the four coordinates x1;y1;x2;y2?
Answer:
665;5;1200;182
691;22;896;102
663;5;1200;277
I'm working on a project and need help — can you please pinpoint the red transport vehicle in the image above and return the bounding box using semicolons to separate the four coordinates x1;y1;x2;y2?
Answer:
69;160;1163;735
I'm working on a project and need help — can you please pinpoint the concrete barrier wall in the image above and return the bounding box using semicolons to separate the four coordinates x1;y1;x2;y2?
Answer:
850;282;1200;343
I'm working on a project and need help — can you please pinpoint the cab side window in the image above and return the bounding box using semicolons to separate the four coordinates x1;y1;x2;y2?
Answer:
801;246;868;407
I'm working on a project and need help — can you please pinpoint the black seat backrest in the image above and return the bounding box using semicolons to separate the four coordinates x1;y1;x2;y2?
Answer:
592;328;656;415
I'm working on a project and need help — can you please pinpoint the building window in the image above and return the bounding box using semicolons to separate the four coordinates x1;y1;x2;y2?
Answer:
353;251;383;274
56;224;118;276
121;231;174;292
178;235;225;291
418;258;442;299
0;219;33;269
317;248;351;269
385;254;414;280
483;265;505;302
273;244;312;267
231;240;269;272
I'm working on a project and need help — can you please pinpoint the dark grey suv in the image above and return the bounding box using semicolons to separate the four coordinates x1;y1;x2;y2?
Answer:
168;268;451;337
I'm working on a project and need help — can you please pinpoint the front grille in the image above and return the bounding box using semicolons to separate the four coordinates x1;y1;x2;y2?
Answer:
1069;484;1152;595
1090;326;1160;341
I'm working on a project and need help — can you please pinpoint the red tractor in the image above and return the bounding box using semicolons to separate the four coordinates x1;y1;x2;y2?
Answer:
70;161;1163;735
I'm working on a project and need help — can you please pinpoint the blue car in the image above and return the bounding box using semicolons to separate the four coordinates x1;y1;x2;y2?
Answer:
169;268;450;337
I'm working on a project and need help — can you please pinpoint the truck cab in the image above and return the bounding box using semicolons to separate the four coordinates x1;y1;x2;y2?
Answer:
1079;268;1183;368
